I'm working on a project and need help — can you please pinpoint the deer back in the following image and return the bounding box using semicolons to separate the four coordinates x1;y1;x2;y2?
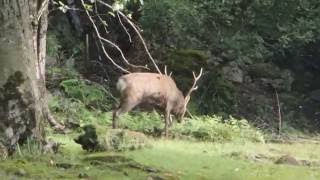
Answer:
117;73;185;110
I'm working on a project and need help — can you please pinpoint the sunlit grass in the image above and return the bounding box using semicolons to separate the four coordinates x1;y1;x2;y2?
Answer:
125;139;320;180
1;134;320;179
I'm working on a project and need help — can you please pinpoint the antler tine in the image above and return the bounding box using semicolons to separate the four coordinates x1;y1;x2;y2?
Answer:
185;68;204;104
194;68;203;80
164;65;173;77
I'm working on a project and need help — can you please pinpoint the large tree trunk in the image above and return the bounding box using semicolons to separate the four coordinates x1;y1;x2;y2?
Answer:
0;0;60;156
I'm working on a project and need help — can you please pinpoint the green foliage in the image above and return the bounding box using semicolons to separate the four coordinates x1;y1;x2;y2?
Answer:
172;116;264;143
46;32;61;57
140;0;320;119
114;111;263;143
49;96;112;127
46;67;79;89
197;71;235;115
49;75;114;127
140;0;201;48
60;79;114;110
141;0;320;63
120;112;163;136
13;138;43;159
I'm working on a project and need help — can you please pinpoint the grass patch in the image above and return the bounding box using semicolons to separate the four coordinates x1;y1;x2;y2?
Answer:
1;133;320;179
125;140;320;180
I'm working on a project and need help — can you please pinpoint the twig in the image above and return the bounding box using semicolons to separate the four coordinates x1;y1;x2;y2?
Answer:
81;0;130;73
274;89;282;137
117;11;162;74
94;1;110;34
85;34;89;62
117;12;132;43
97;0;162;74
87;1;148;71
186;109;193;119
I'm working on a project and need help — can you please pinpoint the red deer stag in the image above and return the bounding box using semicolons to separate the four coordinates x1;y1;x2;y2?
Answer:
112;68;203;136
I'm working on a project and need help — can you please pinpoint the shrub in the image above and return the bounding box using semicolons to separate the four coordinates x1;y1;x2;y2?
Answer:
46;32;61;57
74;125;149;152
60;79;114;110
171;116;264;143
120;111;163;136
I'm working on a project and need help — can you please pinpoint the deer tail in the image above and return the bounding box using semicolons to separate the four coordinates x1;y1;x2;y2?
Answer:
116;78;127;92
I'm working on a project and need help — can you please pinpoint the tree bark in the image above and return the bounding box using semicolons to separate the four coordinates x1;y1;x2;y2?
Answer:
0;0;62;155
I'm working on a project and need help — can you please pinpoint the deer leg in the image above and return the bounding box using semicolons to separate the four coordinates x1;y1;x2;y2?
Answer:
112;109;119;129
112;99;139;129
169;114;173;127
164;105;172;137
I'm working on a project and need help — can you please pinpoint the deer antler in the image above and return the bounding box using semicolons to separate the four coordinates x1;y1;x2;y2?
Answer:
164;65;172;77
185;68;203;105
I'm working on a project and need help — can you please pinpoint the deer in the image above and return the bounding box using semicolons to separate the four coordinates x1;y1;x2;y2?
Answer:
112;68;203;136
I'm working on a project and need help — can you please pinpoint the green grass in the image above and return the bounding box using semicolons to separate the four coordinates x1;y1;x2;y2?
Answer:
125;140;320;180
1;134;320;179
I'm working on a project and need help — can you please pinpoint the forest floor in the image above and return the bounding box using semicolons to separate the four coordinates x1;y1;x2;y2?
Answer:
0;133;320;180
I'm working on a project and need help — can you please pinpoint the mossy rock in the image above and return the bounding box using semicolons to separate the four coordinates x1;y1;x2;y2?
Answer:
74;125;149;152
0;143;8;160
275;155;300;166
248;63;282;79
99;129;149;151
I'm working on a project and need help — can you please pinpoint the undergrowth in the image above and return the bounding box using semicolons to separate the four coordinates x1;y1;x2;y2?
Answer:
172;116;265;143
48;68;264;143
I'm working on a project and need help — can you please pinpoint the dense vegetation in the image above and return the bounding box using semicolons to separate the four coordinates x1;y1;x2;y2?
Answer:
139;0;320;130
1;0;320;179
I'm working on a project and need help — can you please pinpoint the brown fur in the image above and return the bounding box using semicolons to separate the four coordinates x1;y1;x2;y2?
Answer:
112;73;186;136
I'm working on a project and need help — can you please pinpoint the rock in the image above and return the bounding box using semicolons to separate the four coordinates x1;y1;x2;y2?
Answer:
310;89;320;102
46;56;58;68
248;63;281;79
145;167;159;173
56;163;73;169
66;118;80;129
146;175;166;180
275;155;300;166
78;172;89;178
14;169;26;177
98;129;149;151
0;143;8;160
248;63;294;91
43;139;61;154
65;58;75;69
74;125;99;152
222;63;244;83
75;125;149;152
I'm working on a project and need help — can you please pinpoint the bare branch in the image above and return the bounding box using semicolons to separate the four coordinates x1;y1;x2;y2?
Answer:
274;89;282;137
97;0;162;74
81;0;130;73
85;1;149;71
117;12;132;43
